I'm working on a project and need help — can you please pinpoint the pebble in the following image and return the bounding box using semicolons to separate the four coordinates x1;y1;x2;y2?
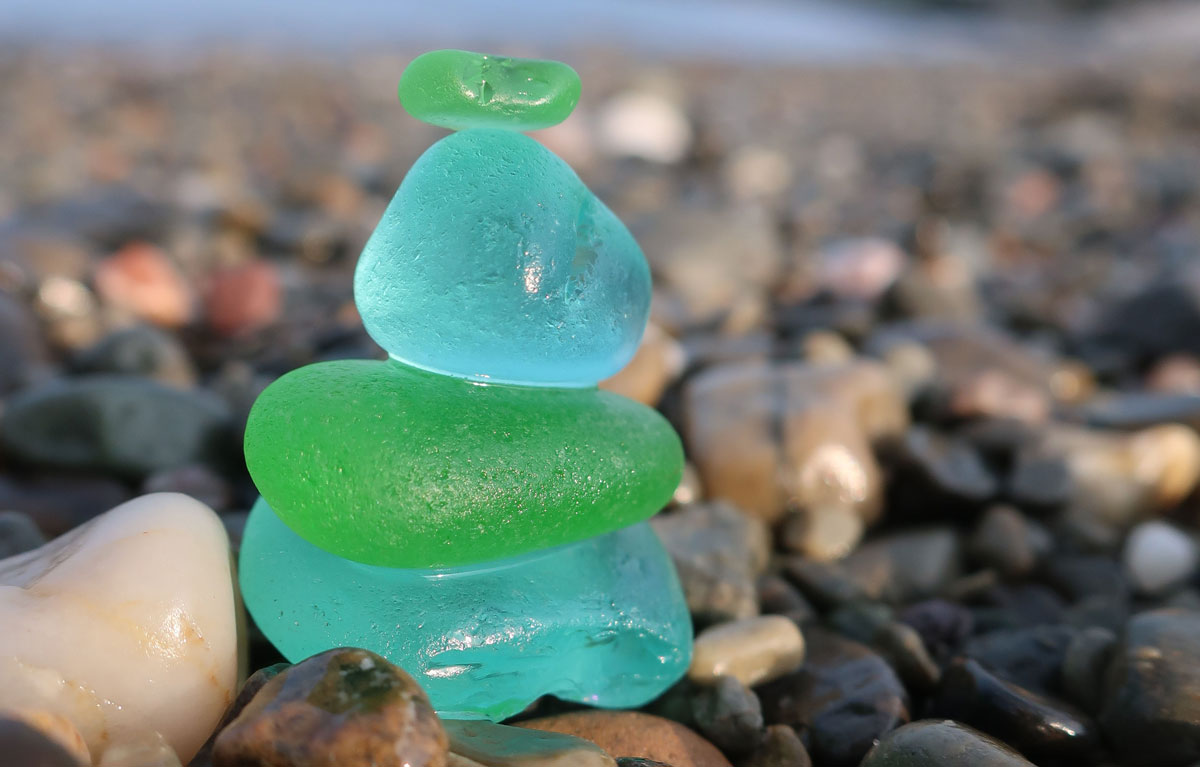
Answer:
934;658;1098;763
896;427;997;505
97;731;182;767
968;506;1047;578
0;474;130;537
0;292;48;394
69;325;196;388
962;625;1077;694
840;527;962;604
781;558;869;610
0;716;86;767
757;628;909;767
688;616;805;687
0;510;47;557
683;360;906;524
0;493;239;764
827;603;941;692
755;574;816;626
780;505;864;562
92;242;193;328
0;377;233;477
739;724;811;767
597;90;692;164
443;719;614;767
204;260;282;337
1;710;91;765
1122;520;1199;595
1099;608;1200;766
1060;626;1116;714
859;720;1036;766
213;648;447;767
517;712;730;767
897;599;974;662
689;675;764;757
600;323;685;407
141;464;232;512
814;237;905;301
1006;447;1073;511
650;501;771;623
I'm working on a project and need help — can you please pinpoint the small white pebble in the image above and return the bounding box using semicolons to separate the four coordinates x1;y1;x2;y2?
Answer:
1123;520;1198;595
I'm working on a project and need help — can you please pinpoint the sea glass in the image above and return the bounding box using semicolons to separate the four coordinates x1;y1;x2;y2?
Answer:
239;497;693;721
244;358;683;568
353;129;650;387
398;49;581;132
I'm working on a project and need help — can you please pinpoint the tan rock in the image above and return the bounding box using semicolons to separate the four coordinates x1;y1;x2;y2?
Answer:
517;711;729;767
689;616;806;687
600;323;685;407
0;493;240;764
444;719;614;767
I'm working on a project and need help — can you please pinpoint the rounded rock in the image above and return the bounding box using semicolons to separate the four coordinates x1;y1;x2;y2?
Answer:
517;711;729;767
860;720;1035;766
399;50;581;131
688;616;805;687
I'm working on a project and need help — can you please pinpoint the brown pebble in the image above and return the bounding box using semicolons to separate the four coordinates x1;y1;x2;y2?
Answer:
517;711;729;767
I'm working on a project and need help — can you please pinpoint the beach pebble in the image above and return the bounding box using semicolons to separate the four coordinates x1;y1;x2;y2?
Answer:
860;720;1035;766
443;719;614;767
689;675;763;756
0;510;47;557
213;648;447;767
597;91;692;164
739;724;811;767
0;493;239;764
517;711;729;767
93;242;193;328
1122;520;1198;595
70;325;196;388
0;716;86;767
689;616;805;687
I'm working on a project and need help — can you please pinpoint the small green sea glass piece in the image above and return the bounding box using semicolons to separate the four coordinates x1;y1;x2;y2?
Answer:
244;358;683;568
398;49;581;131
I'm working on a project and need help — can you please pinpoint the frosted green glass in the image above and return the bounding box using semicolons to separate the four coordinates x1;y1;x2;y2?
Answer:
243;359;683;568
398;49;580;131
354;129;650;387
239;497;693;721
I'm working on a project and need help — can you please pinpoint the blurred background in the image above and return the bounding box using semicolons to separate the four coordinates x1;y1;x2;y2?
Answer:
2;0;1200;544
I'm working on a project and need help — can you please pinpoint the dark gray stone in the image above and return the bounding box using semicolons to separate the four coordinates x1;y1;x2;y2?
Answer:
860;720;1036;767
690;675;763;757
1062;626;1116;714
739;724;811;767
964;624;1077;694
0;510;47;557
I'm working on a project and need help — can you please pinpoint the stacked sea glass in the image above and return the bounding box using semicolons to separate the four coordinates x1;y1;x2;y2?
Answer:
239;50;693;721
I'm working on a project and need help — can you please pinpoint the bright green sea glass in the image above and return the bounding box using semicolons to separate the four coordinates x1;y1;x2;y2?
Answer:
244;358;683;568
398;49;581;131
240;497;693;721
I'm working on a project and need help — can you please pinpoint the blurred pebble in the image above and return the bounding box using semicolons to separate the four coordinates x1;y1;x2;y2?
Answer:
1122;520;1198;596
963;625;1077;694
738;724;811;767
688;616;805;687
755;574;816;626
814;237;905;301
780;505;863;562
93;242;192;328
0;510;47;557
0;292;49;395
689;676;763;757
1061;626;1116;714
518;711;729;767
70;325;196;388
443;719;616;767
0;474;130;537
651;502;770;624
600;323;684;406
827;603;941;692
205;260;282;337
841;527;962;604
0;716;85;767
141;464;232;512
597;91;692;164
859;720;1035;767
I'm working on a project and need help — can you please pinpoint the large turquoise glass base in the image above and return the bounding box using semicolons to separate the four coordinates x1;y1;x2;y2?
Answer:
239;497;693;721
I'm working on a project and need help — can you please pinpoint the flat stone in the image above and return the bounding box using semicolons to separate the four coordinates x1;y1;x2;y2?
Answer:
651;502;771;623
962;625;1077;694
0;376;232;478
933;658;1098;763
517;712;730;767
757;628;909;767
354;129;648;386
0;494;239;764
399;50;581;131
1099;608;1200;766
244;359;682;568
689;616;805;687
212;648;447;767
443;719;614;767
859;720;1036;766
897;600;974;662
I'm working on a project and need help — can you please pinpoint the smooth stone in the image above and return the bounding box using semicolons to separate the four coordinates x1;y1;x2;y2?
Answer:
1006;447;1073;511
0;474;130;537
1;710;90;765
896;427;998;505
213;648;447;767
1084;391;1200;430
97;731;181;767
0;376;232;478
0;717;85;767
1061;627;1116;714
599;323;685;407
354;129;649;386
240;499;691;721
757;628;909;767
689;676;764;757
0;494;239;763
781;558;869;611
739;724;811;767
683;360;907;524
934;658;1098;763
779;505;863;562
443;719;614;767
897;600;974;662
963;625;1077;694
650;502;771;623
859;720;1036;767
827;603;941;692
517;712;730;767
1123;520;1198;595
1099;609;1200;766
399;50;580;131
1041;555;1131;604
688;617;805;687
70;325;196;389
244;359;682;568
190;663;290;767
969;506;1047;579
840;527;962;604
0;510;47;557
755;574;817;627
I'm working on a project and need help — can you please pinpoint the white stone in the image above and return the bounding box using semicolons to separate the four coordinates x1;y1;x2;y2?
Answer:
596;91;692;164
1124;520;1199;595
0;493;240;764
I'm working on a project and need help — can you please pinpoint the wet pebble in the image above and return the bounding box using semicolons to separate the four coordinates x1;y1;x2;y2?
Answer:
859;720;1036;767
443;719;616;767
969;506;1049;578
840;527;962;604
963;625;1077;694
1122;520;1198;595
518;711;729;767
688;616;805;687
0;716;86;767
689;675;763;757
